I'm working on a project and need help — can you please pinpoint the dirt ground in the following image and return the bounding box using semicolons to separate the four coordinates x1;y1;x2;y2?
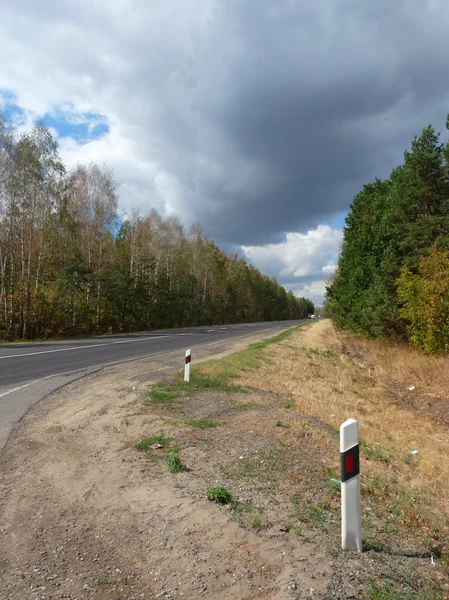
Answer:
0;323;447;600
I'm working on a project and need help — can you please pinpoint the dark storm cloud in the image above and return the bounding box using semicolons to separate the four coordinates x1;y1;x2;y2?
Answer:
2;0;449;249
180;0;449;244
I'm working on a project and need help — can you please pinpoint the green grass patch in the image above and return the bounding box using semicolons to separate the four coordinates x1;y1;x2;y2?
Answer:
361;475;382;495
206;486;234;505
135;433;170;452
292;494;332;525
135;433;186;473
291;469;341;526
183;418;218;429
146;389;178;403
165;449;186;473
360;578;443;600
93;575;128;587
94;576;111;586
240;400;257;408
360;439;391;463
299;345;338;359
145;371;247;405
165;418;218;429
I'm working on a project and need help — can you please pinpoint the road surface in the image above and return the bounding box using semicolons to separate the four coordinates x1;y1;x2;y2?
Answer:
0;320;306;451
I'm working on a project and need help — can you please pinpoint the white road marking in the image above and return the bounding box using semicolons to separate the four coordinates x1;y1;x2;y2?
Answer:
0;375;52;398
0;335;169;360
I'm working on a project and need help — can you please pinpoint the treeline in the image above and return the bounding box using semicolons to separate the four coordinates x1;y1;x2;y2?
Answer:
326;115;449;353
0;117;313;340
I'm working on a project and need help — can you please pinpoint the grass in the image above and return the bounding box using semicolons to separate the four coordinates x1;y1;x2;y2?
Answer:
299;345;339;359
246;509;263;529
361;579;444;600
135;433;185;472
94;576;111;586
195;325;306;385
135;433;170;452
237;321;449;566
145;372;248;405
165;449;186;473
206;486;234;505
132;319;448;594
228;448;286;484
145;325;307;411
146;389;178;403
182;418;218;429
248;326;304;350
291;492;333;525
360;438;391;463
166;417;218;428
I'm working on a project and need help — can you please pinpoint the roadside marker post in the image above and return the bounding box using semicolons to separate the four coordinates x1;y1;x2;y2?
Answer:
184;349;191;382
340;418;362;552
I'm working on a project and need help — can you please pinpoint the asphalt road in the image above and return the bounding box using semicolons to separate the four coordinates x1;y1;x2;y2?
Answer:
0;320;306;451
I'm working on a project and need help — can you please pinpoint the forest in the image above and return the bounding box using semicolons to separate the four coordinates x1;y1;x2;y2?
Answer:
326;115;449;353
0;116;313;341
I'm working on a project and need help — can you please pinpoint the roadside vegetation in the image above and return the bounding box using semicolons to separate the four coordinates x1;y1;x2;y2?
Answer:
0;116;312;342
326;114;449;354
134;321;449;598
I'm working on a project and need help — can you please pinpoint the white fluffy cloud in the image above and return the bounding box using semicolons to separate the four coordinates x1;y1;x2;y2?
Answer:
241;225;342;305
242;225;342;278
290;281;329;306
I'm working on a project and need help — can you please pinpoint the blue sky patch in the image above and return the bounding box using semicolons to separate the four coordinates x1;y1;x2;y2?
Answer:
1;89;108;143
0;89;26;124
330;211;347;230
43;108;109;143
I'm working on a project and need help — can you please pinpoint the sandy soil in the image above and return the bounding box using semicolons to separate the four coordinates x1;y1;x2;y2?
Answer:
0;327;343;600
3;323;445;600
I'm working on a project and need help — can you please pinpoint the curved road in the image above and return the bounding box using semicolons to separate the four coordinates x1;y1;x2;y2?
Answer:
0;320;306;450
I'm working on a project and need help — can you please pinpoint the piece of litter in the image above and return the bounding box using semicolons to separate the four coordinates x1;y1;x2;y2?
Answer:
431;555;435;566
408;385;415;391
239;456;243;460
329;413;335;417
407;450;419;455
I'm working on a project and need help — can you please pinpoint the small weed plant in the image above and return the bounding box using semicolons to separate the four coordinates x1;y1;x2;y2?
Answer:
135;433;170;452
206;486;234;505
165;449;186;473
183;418;217;429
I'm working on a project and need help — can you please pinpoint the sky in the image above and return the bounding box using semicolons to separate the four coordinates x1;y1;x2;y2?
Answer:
1;1;449;305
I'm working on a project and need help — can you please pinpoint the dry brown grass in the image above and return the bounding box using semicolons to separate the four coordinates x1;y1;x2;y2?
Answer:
339;329;449;400
237;320;449;519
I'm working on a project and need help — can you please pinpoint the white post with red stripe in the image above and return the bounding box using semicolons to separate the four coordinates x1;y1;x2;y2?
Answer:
340;418;362;552
184;349;191;382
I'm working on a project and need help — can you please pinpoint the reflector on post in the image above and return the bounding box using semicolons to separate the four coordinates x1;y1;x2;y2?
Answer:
340;418;362;552
184;349;191;382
